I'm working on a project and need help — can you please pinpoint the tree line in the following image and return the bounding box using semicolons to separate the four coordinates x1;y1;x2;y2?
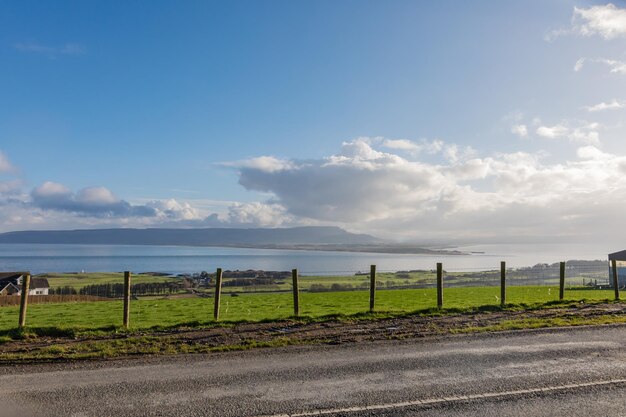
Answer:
50;282;187;298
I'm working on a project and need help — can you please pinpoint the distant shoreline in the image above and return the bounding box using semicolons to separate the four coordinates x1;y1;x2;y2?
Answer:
0;243;608;276
201;243;467;256
0;227;469;256
0;241;468;256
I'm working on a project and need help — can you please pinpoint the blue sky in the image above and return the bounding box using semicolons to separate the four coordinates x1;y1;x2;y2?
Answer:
1;1;626;244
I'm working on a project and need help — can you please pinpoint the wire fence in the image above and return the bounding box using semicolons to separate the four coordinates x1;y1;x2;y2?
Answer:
0;260;621;331
202;262;612;293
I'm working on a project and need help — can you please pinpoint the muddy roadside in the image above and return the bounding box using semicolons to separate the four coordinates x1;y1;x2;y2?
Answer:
1;302;625;363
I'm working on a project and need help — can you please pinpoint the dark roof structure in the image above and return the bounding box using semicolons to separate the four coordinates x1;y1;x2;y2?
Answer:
608;251;626;261
0;281;20;292
0;272;48;289
0;272;28;281
31;278;49;289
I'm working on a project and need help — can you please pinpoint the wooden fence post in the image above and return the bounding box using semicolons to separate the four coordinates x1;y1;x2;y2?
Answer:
559;262;565;300
500;261;506;306
436;263;443;309
612;259;620;301
123;271;131;329
214;268;223;320
369;265;376;313
292;268;300;317
18;273;31;329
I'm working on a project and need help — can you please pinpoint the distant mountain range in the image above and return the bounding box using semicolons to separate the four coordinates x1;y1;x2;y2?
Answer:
0;226;380;246
0;226;463;255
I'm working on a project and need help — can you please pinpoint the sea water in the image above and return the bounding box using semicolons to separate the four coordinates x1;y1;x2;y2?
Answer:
0;243;610;275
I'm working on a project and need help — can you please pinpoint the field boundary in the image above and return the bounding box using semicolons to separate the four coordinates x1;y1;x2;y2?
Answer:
0;294;111;306
1;301;625;364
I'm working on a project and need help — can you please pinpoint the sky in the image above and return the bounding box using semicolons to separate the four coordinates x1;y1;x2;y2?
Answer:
1;0;626;245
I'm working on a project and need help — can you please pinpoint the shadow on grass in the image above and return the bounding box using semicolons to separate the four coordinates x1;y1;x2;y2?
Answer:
1;326;78;341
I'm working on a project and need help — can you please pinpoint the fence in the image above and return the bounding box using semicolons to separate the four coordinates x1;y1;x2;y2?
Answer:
0;295;109;307
3;260;620;331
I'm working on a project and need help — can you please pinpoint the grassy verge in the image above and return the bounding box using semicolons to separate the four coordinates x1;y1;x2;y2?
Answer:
0;336;303;363
1;299;624;364
452;313;626;333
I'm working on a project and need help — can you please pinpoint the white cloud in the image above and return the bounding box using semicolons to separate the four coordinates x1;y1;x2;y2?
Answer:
382;139;420;151
0;149;299;230
585;99;625;112
0;150;295;230
535;122;600;145
536;124;568;138
146;199;203;221
227;202;296;227
32;181;71;198
576;145;608;160
235;139;450;223
511;124;528;138
378;137;476;163
575;57;626;74
228;156;295;173
573;3;626;40
442;143;476;163
0;176;297;230
5;137;626;244
381;138;445;155
230;138;626;241
75;187;119;205
600;58;626;74
568;129;599;145
30;183;156;217
574;58;586;72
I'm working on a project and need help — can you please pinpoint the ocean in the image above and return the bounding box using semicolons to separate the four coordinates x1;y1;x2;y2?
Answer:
0;243;611;275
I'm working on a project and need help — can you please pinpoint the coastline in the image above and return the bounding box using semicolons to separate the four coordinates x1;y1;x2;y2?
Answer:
0;242;608;276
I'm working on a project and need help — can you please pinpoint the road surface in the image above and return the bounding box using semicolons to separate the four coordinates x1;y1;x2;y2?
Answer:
1;325;626;416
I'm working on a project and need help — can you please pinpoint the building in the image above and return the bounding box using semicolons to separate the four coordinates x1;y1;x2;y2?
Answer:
0;272;50;296
608;251;626;287
0;281;20;296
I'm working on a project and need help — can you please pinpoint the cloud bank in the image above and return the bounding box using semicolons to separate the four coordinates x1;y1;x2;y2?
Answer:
3;129;626;244
231;138;626;242
30;182;156;218
0;151;300;232
2;4;626;244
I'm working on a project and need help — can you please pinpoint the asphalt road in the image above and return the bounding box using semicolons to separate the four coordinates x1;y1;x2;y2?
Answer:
1;325;626;416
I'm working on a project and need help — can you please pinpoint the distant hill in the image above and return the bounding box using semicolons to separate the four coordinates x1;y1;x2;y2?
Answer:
0;226;381;247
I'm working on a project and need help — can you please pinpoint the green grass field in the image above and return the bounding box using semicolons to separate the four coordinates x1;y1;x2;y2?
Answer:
41;272;178;290
38;269;608;294
0;286;615;332
218;271;503;293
